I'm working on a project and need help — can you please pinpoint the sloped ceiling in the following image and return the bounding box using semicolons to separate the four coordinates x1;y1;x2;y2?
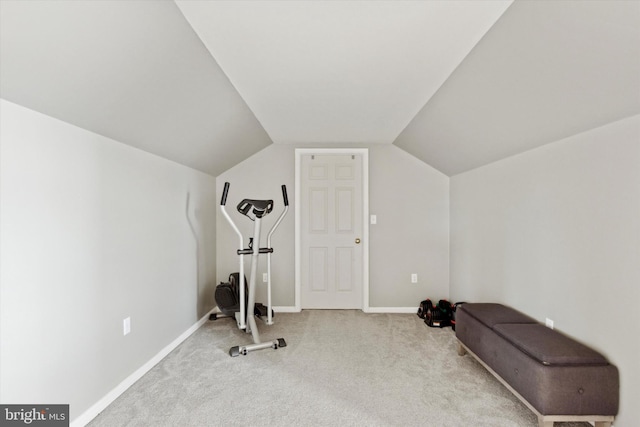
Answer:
0;0;272;176
175;0;511;145
395;0;640;175
1;1;638;177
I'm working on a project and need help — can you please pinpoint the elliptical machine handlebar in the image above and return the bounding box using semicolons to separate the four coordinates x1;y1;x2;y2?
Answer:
221;182;287;210
219;182;246;329
221;182;230;206
265;185;289;325
219;182;289;333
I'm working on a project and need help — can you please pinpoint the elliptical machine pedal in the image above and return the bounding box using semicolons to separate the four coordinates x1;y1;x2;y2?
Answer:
254;303;275;319
228;337;287;357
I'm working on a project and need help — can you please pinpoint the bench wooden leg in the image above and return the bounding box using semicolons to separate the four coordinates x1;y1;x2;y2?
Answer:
457;342;467;356
538;418;610;427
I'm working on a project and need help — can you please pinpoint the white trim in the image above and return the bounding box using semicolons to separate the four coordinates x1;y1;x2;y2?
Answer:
366;307;418;314
295;152;302;311
362;151;370;312
71;308;216;427
273;306;300;313
276;306;416;314
295;148;369;312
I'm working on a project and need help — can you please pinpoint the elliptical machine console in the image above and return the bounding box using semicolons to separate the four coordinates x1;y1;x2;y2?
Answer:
214;182;289;357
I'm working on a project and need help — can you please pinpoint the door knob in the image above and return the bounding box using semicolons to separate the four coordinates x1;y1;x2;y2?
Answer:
355;238;361;244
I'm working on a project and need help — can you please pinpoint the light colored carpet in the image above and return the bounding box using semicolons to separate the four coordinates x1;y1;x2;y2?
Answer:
88;310;590;426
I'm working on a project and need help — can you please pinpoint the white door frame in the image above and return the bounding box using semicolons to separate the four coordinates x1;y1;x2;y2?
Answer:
295;148;370;312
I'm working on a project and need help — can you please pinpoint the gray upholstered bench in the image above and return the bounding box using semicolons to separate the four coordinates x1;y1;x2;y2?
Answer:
456;303;619;427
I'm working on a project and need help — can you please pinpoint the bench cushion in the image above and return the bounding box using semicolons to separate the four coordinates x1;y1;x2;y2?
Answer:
458;303;537;328
493;323;609;366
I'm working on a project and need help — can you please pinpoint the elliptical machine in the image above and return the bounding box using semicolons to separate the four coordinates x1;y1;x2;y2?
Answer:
215;182;289;357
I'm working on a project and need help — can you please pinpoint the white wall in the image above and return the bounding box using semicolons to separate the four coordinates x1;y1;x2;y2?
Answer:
368;145;449;307
450;115;640;427
217;143;449;309
0;100;217;423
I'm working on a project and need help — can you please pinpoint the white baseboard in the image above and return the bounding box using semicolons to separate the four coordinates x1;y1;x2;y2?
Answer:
365;307;417;314
275;306;417;314
273;306;300;313
71;308;216;427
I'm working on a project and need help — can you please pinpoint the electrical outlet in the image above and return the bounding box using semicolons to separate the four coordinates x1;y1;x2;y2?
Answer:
411;273;418;283
123;317;131;336
263;273;268;283
545;318;554;329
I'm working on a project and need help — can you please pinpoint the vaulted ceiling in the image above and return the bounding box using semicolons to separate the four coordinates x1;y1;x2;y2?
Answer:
1;1;638;176
175;0;511;146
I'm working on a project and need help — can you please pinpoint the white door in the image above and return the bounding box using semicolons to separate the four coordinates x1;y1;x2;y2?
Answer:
300;152;364;309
